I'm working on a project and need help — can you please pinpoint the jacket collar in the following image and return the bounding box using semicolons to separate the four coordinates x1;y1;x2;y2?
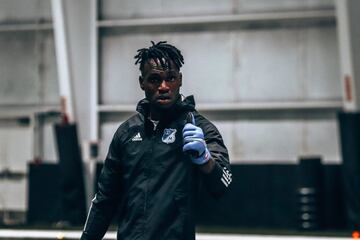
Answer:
136;95;195;134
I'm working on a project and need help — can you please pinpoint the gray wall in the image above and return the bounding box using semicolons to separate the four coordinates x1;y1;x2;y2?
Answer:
0;0;57;212
99;0;334;19
98;0;341;164
0;0;344;214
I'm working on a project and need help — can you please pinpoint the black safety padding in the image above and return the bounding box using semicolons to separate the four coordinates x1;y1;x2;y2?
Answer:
195;164;345;230
338;111;360;229
196;164;298;229
27;163;61;224
298;157;323;188
323;165;346;229
54;123;86;225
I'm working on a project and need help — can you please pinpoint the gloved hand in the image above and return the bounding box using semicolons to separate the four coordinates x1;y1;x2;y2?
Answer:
182;122;211;165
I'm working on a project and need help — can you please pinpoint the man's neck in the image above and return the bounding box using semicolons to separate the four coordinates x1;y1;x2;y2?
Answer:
149;106;168;121
149;95;182;120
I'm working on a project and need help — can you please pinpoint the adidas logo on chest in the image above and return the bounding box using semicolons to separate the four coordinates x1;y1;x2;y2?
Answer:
131;132;142;141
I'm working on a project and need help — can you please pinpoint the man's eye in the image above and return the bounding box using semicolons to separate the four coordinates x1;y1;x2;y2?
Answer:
148;77;161;84
167;76;176;82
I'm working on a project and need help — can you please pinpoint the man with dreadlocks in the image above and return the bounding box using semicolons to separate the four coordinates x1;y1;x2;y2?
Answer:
81;41;232;240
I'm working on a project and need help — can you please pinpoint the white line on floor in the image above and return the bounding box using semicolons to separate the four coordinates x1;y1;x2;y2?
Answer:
0;229;351;240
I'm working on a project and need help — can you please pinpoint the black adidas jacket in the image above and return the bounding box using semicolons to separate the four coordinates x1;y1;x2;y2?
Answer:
81;96;232;240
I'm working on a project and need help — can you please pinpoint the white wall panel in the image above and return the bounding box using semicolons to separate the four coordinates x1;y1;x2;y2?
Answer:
0;31;58;104
99;121;122;160
304;27;341;99
100;33;149;104
234;26;340;102
100;0;233;20
212;118;340;164
99;21;341;164
179;33;234;103
97;118;342;165
42;124;58;162
234;29;303;101
0;126;32;172
99;117;340;164
0;32;37;104
101;32;232;104
100;0;334;20
235;0;334;13
305;119;340;163
40;33;60;104
0;179;26;211
0;0;51;23
0;0;58;213
101;26;340;105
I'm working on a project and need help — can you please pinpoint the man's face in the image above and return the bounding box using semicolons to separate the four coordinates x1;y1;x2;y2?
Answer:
139;59;182;110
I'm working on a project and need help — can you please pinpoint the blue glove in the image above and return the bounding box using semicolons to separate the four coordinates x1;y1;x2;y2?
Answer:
182;123;211;165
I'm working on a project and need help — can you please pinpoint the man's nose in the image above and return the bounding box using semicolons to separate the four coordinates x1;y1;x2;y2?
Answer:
158;80;169;92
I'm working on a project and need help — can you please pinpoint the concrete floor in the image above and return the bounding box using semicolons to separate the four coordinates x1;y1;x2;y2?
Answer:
0;229;353;240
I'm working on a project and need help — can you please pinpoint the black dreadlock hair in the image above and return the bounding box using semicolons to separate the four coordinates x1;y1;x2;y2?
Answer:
134;41;184;72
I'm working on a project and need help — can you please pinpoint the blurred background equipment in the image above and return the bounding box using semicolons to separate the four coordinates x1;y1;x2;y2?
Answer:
54;123;86;225
296;156;324;231
27;162;61;224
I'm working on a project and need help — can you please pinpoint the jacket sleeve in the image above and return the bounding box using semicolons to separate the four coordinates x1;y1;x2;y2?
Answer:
81;130;123;240
197;114;232;197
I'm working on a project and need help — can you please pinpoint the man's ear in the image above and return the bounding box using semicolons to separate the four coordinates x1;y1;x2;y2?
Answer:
179;72;182;87
139;76;145;90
